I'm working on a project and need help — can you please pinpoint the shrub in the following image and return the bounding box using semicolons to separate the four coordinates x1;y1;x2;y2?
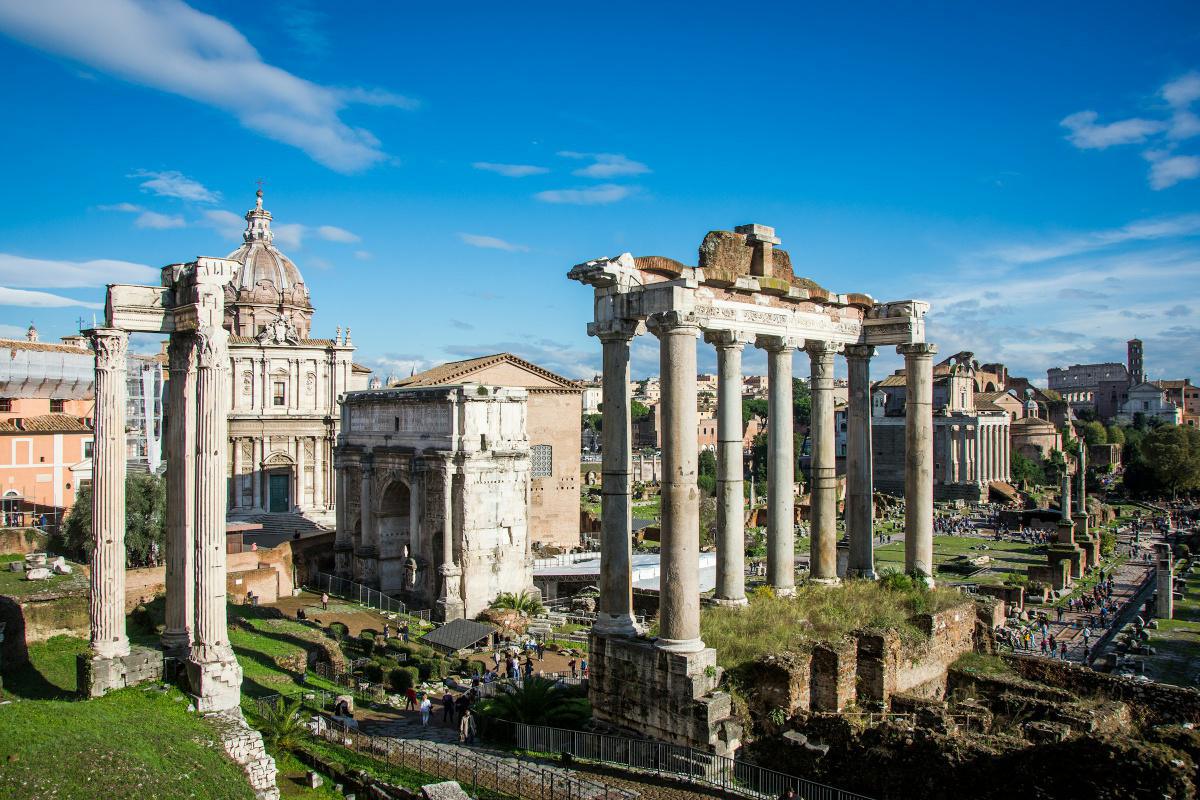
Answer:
328;622;349;641
363;662;384;683
490;591;545;616
416;658;445;682
1175;543;1191;561
468;660;485;677
1101;530;1117;557
878;569;914;592
260;696;308;750
389;666;419;692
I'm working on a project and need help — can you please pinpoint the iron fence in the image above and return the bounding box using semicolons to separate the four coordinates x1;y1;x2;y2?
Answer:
502;721;875;800
306;571;431;621
253;690;634;800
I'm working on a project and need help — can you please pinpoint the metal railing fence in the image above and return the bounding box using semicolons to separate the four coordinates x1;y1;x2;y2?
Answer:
252;690;634;800
500;721;875;800
305;571;431;621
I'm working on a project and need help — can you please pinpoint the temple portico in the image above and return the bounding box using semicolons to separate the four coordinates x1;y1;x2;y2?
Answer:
572;224;934;754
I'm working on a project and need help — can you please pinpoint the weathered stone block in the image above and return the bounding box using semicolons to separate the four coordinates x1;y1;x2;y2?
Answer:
810;638;857;712
76;645;162;698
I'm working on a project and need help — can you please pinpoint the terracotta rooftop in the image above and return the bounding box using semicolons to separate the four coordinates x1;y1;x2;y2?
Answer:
0;338;90;355
1011;415;1056;430
0;413;91;433
394;353;578;390
875;374;907;388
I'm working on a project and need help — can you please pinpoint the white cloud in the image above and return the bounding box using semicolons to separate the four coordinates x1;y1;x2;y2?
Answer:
986;213;1200;263
534;184;636;205
1060;111;1164;149
273;223;306;250
472;162;549;178
0;286;102;309
354;250;372;261
558;151;650;178
1147;154;1200;190
129;169;217;202
316;225;360;243
134;210;186;229
457;233;529;252
0;0;415;172
99;202;141;212
0;253;158;288
1163;71;1200;109
201;209;245;241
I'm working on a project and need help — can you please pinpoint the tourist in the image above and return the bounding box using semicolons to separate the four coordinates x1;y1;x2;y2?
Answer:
1056;606;1064;623
296;607;306;621
401;621;410;642
536;640;545;660
459;708;477;745
1082;626;1092;649
419;694;432;727
581;658;589;679
454;693;470;721
568;658;578;678
524;657;534;681
383;623;391;639
321;592;329;610
405;686;418;711
442;691;454;723
1059;641;1068;661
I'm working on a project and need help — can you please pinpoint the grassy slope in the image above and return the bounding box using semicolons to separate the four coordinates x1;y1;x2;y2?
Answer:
0;554;88;597
1145;563;1200;688
875;535;1045;586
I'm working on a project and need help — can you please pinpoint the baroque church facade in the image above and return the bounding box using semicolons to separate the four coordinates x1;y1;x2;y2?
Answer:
223;191;371;522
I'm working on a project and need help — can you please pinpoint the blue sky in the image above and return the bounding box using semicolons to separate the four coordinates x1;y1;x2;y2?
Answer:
1;1;1198;385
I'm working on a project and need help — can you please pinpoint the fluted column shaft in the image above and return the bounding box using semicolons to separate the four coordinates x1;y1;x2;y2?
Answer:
761;337;796;596
437;457;464;620
89;329;130;659
900;343;936;585
595;321;640;636
191;328;234;664
162;332;196;655
706;331;747;606
845;345;876;579
333;451;352;577
650;312;703;653
808;341;841;583
360;460;378;585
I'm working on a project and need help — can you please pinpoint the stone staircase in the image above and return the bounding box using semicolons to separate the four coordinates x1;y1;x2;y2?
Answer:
242;513;331;541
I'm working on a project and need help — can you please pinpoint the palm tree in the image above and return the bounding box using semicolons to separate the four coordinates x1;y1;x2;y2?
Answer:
490;591;545;616
259;696;308;750
475;677;590;729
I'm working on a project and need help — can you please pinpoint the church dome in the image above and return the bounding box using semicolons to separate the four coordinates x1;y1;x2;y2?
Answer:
224;189;314;339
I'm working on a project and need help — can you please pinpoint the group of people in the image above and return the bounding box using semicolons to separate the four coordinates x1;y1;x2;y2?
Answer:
381;621;411;642
398;685;479;742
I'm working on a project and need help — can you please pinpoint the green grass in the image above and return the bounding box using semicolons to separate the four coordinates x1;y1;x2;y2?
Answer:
273;750;344;799
700;580;966;669
875;535;1045;587
1144;561;1200;688
0;637;255;800
0;557;88;597
227;605;326;700
951;652;1014;678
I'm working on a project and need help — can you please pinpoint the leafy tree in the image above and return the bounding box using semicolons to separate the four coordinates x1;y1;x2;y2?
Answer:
474;677;591;729
582;413;603;432
1074;407;1099;423
1105;425;1125;445
1010;451;1046;487
260;696;308;750
698;449;718;495
630;400;651;423
792;378;812;427
742;398;769;425
58;471;166;567
1131;425;1200;498
1078;420;1107;446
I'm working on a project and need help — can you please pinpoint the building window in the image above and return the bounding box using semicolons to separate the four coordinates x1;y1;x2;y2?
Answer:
531;444;553;478
50;399;64;413
273;381;286;406
0;398;10;412
84;440;93;459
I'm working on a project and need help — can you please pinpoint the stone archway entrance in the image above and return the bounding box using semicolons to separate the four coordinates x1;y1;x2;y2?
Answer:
263;452;295;513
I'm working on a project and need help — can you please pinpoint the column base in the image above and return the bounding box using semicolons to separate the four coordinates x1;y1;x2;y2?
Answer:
92;637;131;661
711;596;749;607
593;612;641;637
435;598;465;622
846;569;878;580
810;576;842;587
187;654;244;713
160;629;191;659
77;647;161;698
772;585;796;597
654;636;707;654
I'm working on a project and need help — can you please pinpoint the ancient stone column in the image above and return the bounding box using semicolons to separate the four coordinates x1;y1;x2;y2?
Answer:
899;343;936;585
706;330;747;606
333;451;353;578
162;332;196;656
807;341;841;584
437;457;465;620
649;311;704;653
188;325;243;712
595;320;641;636
1155;543;1174;620
759;335;796;596
1061;469;1072;519
1077;439;1087;510
359;459;378;585
845;345;876;579
89;328;130;660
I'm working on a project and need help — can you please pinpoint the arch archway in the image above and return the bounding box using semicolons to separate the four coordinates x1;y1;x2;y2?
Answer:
377;480;411;551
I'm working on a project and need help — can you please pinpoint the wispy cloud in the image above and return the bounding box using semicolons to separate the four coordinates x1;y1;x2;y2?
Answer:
1061;70;1200;189
558;151;650;178
101;202;185;229
985;213;1200;264
201;209;245;241
472;162;550;178
354;250;372;261
0;286;103;309
450;319;474;330
457;233;529;252
0;0;415;172
534;184;636;205
317;225;360;243
0;253;158;288
129;169;218;202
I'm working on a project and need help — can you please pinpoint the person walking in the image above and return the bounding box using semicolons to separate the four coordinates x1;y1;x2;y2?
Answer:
321;592;329;611
419;694;432;727
442;691;454;723
459;708;477;745
405;686;418;711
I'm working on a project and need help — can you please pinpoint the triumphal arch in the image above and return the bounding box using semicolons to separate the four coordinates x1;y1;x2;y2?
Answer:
570;224;935;754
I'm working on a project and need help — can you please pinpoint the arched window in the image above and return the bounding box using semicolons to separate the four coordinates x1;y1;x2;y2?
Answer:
531;444;553;477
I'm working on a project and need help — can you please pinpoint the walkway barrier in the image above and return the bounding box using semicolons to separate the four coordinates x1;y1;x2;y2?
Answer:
494;720;875;800
252;690;634;800
306;571;431;621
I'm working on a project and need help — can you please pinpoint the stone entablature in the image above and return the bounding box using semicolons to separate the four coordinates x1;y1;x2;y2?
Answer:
334;385;535;620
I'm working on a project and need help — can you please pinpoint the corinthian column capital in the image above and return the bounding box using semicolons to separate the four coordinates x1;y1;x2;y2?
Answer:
195;329;229;369
703;329;749;350
897;342;938;358
91;329;128;371
755;334;801;353
590;318;644;342
844;344;876;360
646;310;700;337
